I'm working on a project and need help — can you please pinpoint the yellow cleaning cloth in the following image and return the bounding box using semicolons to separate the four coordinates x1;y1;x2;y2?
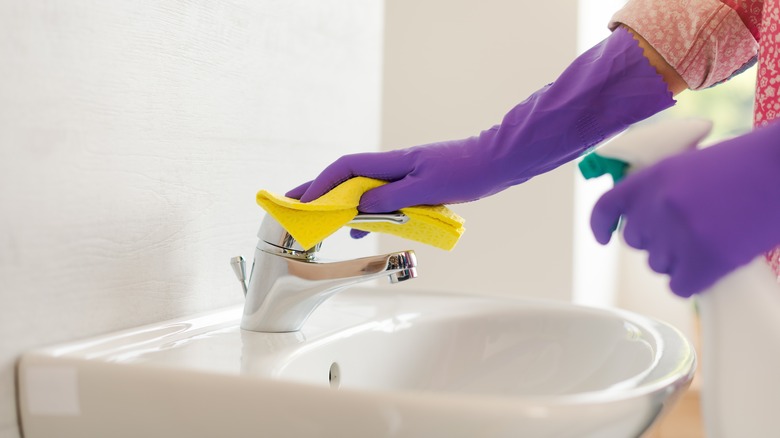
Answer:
256;177;465;251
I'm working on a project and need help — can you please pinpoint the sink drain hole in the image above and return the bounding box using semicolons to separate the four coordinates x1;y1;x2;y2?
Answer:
328;362;341;389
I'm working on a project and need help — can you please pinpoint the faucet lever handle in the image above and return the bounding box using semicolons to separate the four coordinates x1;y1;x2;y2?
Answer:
230;256;248;296
348;213;409;225
257;212;409;256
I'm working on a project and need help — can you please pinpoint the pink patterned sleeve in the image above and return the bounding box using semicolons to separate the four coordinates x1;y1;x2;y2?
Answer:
610;0;759;90
721;0;763;40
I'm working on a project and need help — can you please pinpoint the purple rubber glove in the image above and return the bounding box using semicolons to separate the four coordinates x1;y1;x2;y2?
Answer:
591;122;780;297
288;28;674;237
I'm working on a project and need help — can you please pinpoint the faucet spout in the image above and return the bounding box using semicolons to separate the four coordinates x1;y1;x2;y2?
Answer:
236;215;418;333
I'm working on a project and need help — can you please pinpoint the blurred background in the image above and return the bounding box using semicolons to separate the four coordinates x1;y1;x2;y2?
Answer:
0;1;755;437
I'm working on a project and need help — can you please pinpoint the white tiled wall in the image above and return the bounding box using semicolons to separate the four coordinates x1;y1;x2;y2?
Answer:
0;1;382;436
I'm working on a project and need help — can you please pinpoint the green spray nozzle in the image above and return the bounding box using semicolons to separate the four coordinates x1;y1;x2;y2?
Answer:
578;153;630;184
579;152;629;234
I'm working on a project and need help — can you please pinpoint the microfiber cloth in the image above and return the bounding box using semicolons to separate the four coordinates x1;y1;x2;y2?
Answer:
256;177;465;251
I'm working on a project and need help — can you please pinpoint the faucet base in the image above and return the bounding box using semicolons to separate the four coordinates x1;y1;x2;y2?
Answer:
238;246;418;333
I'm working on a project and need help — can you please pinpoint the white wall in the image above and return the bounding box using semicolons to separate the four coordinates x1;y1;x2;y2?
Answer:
0;1;383;436
379;0;579;300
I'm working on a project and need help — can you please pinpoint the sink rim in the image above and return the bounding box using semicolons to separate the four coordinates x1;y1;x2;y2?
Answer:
27;288;696;407
277;292;695;405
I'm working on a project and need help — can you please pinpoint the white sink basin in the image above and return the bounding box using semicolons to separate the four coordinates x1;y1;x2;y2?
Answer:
18;288;695;438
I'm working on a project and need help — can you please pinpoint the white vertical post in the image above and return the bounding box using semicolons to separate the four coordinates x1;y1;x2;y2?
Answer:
571;0;626;307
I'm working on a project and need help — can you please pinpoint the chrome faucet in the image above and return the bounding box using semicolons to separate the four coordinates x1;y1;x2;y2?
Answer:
231;214;418;332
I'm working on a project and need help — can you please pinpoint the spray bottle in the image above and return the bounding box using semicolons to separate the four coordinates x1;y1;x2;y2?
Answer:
580;118;780;437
